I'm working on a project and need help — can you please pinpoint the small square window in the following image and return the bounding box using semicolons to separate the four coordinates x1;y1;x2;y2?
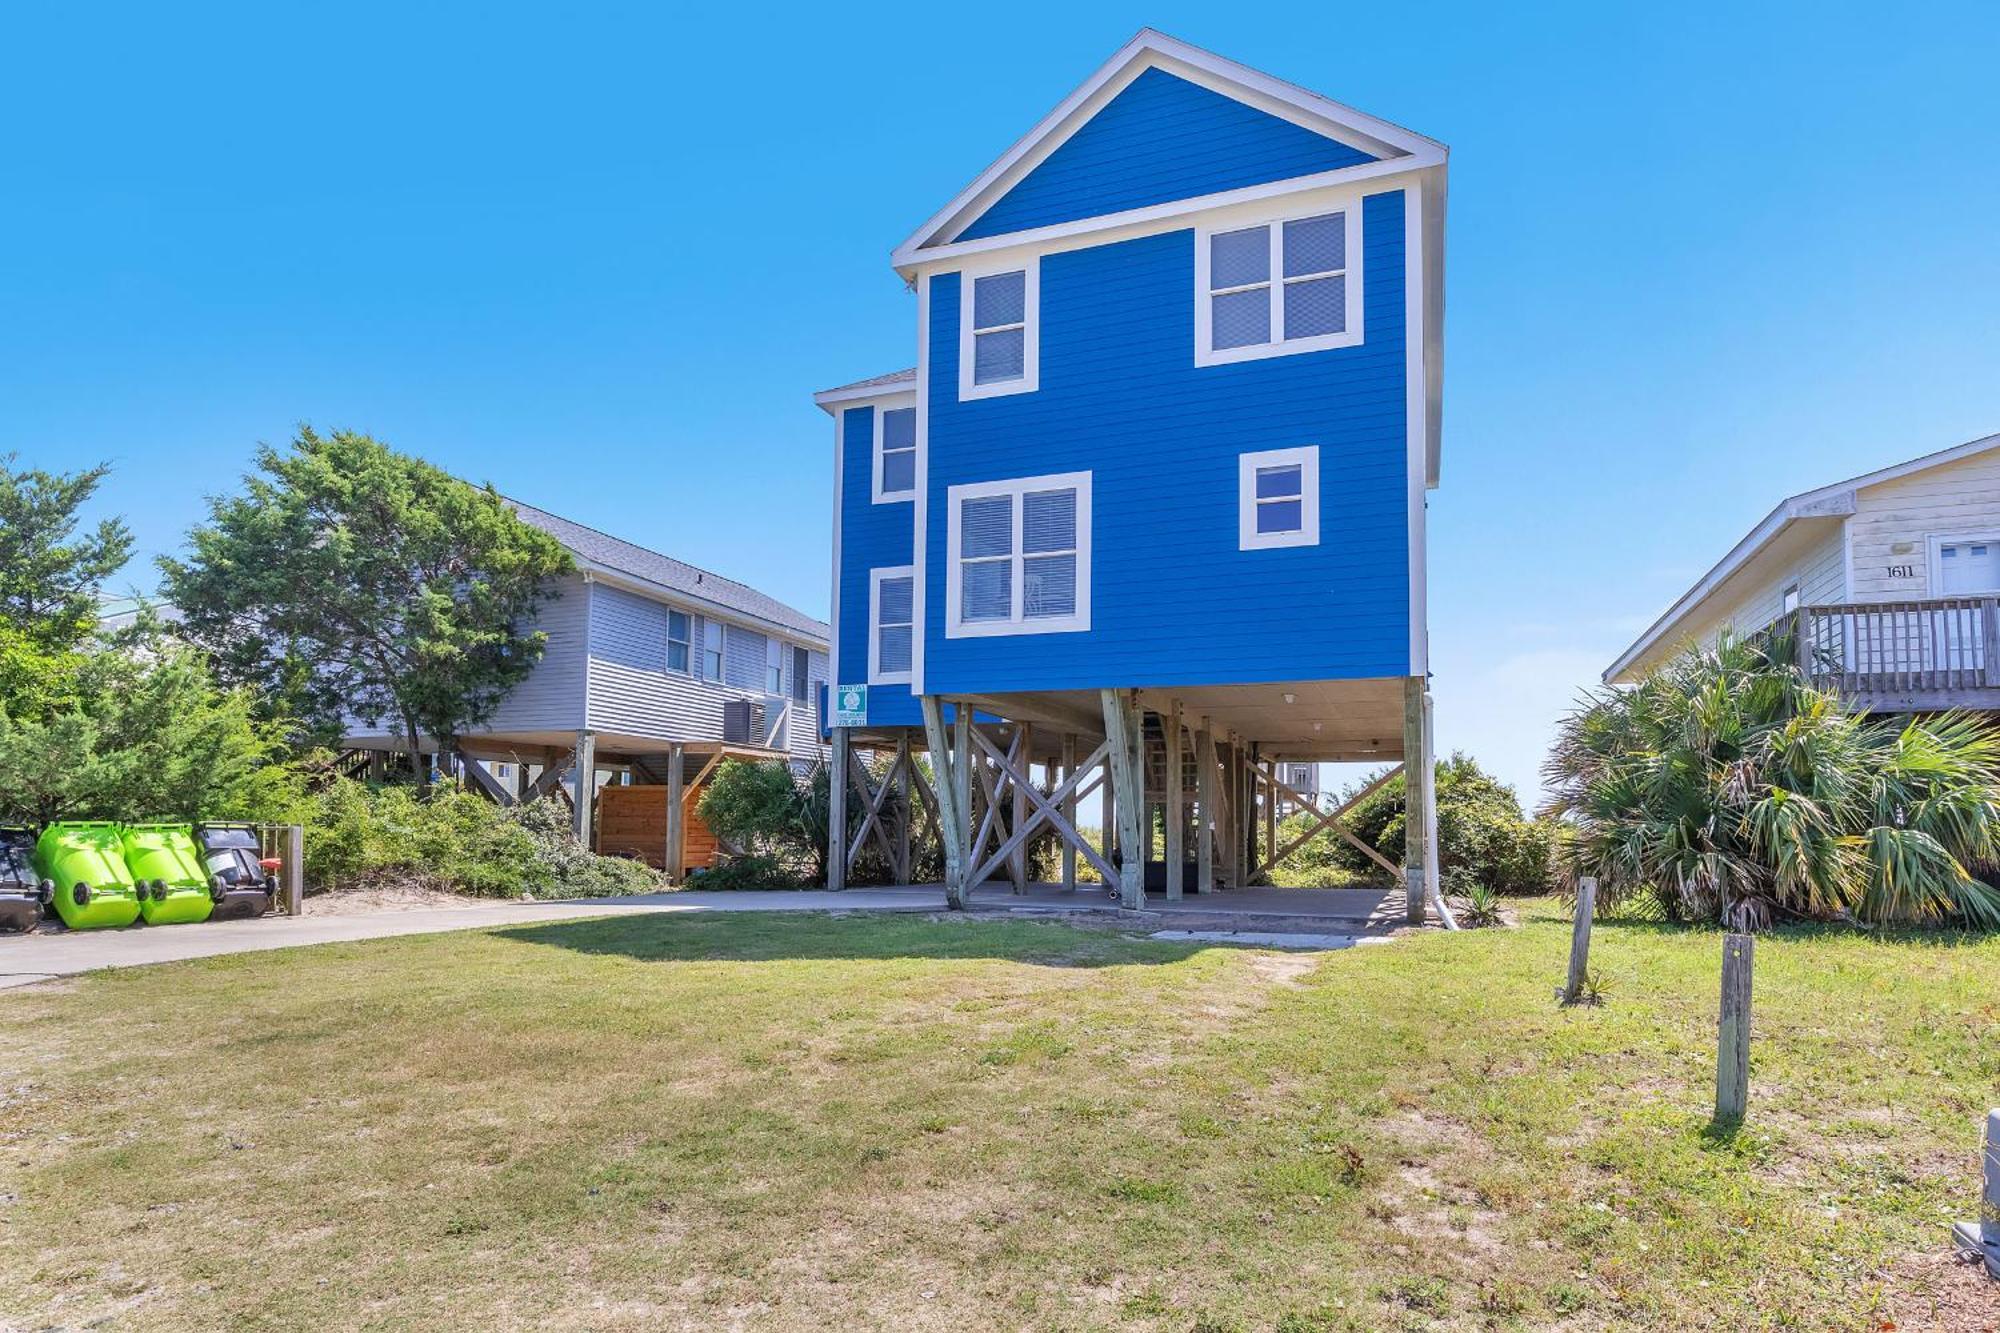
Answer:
1239;447;1320;550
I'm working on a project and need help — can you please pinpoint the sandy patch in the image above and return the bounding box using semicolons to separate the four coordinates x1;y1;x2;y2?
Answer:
301;883;500;916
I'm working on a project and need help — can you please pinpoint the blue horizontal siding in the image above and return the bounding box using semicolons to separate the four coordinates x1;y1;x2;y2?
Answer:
835;403;924;728
925;187;1410;694
957;68;1375;241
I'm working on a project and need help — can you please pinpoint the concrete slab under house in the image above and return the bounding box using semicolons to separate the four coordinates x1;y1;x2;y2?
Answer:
814;29;1449;923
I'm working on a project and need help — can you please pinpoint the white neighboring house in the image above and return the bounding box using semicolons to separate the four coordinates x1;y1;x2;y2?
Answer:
340;501;830;875
1606;432;2000;710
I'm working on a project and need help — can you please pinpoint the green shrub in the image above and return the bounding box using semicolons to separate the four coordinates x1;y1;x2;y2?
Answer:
1546;629;2000;930
1277;753;1555;894
697;759;831;884
684;854;799;891
300;778;659;899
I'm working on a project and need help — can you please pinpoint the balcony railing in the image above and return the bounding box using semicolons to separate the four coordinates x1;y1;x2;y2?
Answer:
1793;598;2000;701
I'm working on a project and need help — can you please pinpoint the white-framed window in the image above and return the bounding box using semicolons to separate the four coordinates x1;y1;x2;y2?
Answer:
765;638;784;693
666;610;691;673
869;567;915;684
791;646;810;704
958;261;1039;400
1781;583;1801;615
700;620;724;681
874;405;917;502
945;471;1091;637
1932;535;2000;595
1239;446;1320;550
1195;205;1362;366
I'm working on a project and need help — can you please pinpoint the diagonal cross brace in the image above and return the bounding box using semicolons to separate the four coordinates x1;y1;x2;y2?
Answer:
967;728;1117;887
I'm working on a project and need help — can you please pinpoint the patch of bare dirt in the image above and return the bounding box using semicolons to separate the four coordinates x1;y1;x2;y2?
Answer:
1881;1249;1999;1332
302;883;497;916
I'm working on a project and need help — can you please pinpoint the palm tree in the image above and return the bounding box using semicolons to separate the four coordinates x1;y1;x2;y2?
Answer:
1544;630;2000;930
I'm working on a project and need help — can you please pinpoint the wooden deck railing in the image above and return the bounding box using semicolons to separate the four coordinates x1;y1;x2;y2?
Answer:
1793;598;2000;696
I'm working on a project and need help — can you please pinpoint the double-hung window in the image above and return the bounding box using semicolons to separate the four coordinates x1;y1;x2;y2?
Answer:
946;471;1091;636
874;406;916;502
1196;206;1362;365
765;639;784;693
791;646;809;704
958;262;1039;400
700;620;724;681
666;610;691;673
870;567;914;684
1239;446;1320;550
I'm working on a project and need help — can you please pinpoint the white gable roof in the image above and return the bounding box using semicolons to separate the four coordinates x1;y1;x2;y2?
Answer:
891;28;1446;269
1604;431;2000;683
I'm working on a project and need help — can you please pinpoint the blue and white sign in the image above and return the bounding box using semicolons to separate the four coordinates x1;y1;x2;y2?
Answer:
832;684;867;727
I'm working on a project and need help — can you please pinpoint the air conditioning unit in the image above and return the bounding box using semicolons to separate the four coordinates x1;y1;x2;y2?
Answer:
722;698;754;744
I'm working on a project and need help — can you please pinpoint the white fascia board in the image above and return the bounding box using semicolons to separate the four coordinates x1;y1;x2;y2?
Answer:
1602;431;2000;683
576;563;829;651
894;27;1445;265
812;383;917;414
894;152;1438;277
1599;500;1846;684
1421;167;1447;489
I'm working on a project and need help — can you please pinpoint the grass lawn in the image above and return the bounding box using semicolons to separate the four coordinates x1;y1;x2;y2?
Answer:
3;905;1996;1331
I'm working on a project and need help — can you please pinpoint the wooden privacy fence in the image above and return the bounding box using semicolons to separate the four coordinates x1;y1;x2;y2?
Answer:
597;786;721;872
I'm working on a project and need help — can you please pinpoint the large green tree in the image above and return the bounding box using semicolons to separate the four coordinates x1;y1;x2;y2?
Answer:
0;454;133;650
0;642;298;827
160;428;574;769
1544;630;2000;930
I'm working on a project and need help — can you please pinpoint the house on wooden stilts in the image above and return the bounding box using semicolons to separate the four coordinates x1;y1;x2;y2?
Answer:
339;501;831;879
817;30;1448;919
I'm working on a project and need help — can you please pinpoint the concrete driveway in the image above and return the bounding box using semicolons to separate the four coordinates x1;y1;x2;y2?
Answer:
0;888;944;989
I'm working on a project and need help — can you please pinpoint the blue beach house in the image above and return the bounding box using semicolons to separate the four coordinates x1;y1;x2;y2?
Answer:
816;30;1447;917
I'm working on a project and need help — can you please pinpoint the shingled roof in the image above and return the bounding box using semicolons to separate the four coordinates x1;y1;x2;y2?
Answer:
508;500;829;644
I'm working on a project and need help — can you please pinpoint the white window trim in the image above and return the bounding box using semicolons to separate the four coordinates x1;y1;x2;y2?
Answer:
700;620;724;682
1195;203;1363;367
1926;531;2000;595
665;609;692;675
1239;446;1320;550
872;404;918;503
868;566;915;685
945;471;1091;638
957;258;1040;401
765;637;785;694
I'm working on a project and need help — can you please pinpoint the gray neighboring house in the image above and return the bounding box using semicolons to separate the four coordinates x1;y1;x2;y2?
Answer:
342;501;830;876
1606;431;2000;712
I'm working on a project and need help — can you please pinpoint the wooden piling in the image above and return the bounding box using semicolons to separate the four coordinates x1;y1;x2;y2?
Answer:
1561;877;1597;1005
1716;932;1754;1121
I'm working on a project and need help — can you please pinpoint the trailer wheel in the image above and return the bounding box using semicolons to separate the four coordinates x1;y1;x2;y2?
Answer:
73;882;91;907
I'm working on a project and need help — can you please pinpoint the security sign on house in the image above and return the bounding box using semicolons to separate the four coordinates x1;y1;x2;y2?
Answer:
833;684;867;727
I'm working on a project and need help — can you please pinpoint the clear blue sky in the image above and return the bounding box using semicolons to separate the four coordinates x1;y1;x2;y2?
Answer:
5;1;1997;802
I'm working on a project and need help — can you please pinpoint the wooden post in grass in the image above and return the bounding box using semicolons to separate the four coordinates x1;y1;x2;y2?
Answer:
1716;933;1754;1121
1950;1108;2000;1278
1561;877;1597;1005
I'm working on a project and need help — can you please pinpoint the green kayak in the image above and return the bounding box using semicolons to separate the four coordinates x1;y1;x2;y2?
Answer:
35;822;141;930
121;824;215;926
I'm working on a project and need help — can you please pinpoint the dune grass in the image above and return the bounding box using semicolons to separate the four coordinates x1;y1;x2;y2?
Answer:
1;904;1994;1330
